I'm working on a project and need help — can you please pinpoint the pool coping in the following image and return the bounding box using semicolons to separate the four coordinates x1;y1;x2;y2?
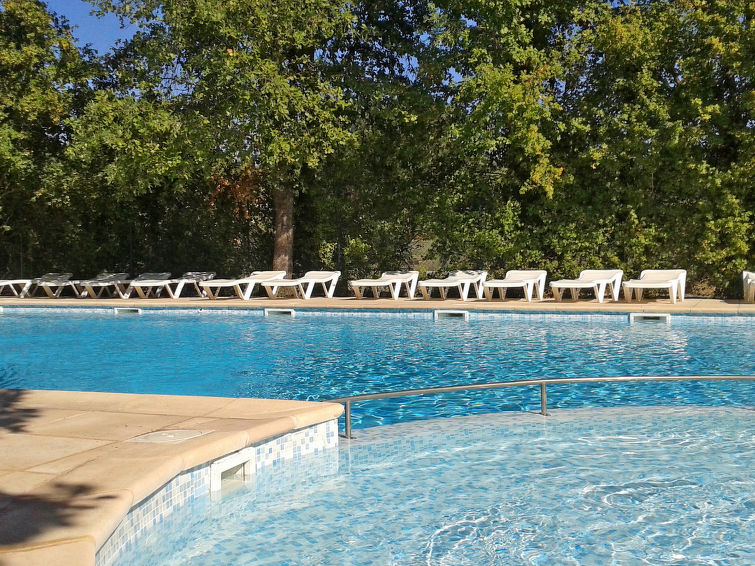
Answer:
0;389;343;566
1;295;754;314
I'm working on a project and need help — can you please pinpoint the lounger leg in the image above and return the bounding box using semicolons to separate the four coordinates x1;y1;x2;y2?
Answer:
420;286;430;300
458;283;469;301
484;287;493;300
372;286;381;299
300;282;315;299
622;284;631;302
440;287;448;300
238;283;252;300
67;283;81;299
325;278;338;298
352;285;363;300
535;281;544;301
407;277;418;299
39;285;55;298
166;281;184;299
595;282;606;303
474;280;485;299
552;287;562;302
610;281;620;302
524;283;533;302
264;285;278;299
498;288;507;301
388;282;400;300
669;286;677;304
193;282;207;298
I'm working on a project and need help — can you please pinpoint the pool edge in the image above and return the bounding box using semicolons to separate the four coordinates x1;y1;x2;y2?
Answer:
0;389;343;566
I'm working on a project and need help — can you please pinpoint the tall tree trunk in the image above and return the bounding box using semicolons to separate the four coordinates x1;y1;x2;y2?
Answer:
272;185;294;276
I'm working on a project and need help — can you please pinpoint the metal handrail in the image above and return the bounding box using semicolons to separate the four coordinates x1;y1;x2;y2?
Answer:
330;375;755;439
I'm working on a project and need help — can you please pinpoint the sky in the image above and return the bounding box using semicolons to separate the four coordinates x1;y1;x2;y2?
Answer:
44;0;135;54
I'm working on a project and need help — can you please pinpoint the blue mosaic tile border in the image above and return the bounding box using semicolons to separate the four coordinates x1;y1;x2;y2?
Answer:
3;305;754;324
95;419;339;566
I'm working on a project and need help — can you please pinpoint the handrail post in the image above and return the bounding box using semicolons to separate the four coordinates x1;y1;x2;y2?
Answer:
344;401;352;439
540;383;548;416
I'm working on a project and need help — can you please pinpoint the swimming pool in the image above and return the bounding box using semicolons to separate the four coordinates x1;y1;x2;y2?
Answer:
1;308;753;428
112;406;755;565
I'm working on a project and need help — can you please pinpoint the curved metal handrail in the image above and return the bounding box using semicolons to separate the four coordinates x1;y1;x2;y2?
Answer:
330;375;755;438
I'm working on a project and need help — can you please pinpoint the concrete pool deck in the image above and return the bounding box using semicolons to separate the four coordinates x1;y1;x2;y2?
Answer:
0;390;343;566
0;295;752;565
1;294;754;313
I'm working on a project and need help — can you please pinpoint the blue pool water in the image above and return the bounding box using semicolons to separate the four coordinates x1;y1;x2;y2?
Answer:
0;308;753;428
114;407;755;565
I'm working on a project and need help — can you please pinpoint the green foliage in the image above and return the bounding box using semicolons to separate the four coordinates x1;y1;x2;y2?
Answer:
0;0;94;275
0;0;752;296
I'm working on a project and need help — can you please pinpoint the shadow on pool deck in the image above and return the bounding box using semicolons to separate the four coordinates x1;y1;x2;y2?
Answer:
0;389;343;566
0;390;39;434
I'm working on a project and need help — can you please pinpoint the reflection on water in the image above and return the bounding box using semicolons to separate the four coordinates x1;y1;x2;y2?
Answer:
0;309;753;427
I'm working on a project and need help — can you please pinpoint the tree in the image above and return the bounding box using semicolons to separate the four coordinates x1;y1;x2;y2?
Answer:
0;0;92;275
92;0;356;275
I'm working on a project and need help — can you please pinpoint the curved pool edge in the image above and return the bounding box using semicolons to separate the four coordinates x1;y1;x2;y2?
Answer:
0;389;343;566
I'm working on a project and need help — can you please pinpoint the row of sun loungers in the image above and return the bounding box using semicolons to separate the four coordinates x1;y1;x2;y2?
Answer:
0;272;218;300
0;268;751;302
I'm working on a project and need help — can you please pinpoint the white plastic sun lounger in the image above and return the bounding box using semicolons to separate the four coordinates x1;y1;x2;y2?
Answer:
550;269;623;303
744;270;755;304
483;270;547;302
142;271;215;299
29;273;79;298
126;272;216;299
350;271;419;300
119;273;172;299
199;271;287;300
261;271;341;300
0;278;33;298
418;270;488;301
622;269;687;304
77;273;130;299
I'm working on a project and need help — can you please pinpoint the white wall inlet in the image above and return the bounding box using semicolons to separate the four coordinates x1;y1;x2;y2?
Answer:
629;312;671;324
433;309;470;321
264;308;295;318
210;447;255;493
114;307;142;315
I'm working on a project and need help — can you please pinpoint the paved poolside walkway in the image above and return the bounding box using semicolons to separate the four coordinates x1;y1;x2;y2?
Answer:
0;296;752;565
0;390;342;566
